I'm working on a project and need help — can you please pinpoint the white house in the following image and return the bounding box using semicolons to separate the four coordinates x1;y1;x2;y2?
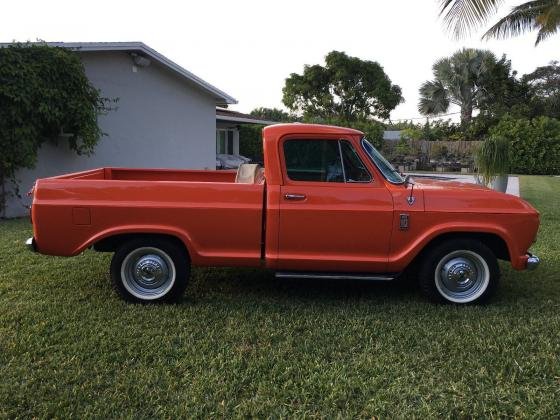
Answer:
1;42;273;217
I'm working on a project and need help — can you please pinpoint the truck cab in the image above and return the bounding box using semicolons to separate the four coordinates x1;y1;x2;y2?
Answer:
27;123;540;304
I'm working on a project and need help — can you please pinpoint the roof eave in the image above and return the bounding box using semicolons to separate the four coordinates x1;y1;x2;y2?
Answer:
0;41;237;105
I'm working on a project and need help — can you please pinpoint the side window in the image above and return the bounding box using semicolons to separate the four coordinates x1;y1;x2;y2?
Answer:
340;140;372;182
284;140;344;182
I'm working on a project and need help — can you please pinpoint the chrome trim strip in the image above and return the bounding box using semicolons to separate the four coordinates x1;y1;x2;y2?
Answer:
275;272;394;281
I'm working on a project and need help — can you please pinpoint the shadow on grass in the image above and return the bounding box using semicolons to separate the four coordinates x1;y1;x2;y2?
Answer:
188;267;419;305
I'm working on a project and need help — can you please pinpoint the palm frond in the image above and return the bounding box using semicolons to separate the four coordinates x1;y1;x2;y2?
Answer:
418;80;450;116
482;0;559;44
439;0;504;38
535;24;559;44
535;1;560;44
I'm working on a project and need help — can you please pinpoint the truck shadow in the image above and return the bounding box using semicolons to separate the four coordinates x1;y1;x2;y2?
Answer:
189;267;419;304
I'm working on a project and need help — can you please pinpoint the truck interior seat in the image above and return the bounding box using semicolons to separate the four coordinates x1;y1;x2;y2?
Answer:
235;163;264;184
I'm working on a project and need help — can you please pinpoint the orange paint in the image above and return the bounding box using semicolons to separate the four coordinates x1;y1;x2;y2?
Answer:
30;123;540;273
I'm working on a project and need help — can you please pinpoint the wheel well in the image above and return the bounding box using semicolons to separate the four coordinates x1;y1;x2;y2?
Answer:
93;233;189;257
417;232;510;262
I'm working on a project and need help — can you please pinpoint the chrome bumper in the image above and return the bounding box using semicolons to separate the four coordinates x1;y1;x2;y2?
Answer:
25;237;37;252
526;253;540;270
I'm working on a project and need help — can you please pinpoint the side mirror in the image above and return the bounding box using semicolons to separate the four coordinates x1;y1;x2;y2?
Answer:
404;174;415;187
404;175;416;206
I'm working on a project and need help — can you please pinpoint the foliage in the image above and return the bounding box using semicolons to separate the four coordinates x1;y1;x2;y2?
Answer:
1;177;560;417
0;43;112;216
439;0;560;45
250;107;294;122
418;49;512;125
488;115;560;174
475;134;511;184
238;125;264;163
401;127;423;141
394;138;412;156
522;61;560;119
304;116;385;149
344;119;384;149
483;0;560;45
282;51;403;122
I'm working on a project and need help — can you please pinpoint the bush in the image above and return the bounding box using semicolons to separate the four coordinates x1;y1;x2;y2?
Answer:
238;125;264;162
488;116;560;175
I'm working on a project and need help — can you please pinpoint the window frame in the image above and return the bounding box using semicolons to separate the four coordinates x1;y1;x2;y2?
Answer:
339;139;372;184
216;128;235;155
281;137;373;185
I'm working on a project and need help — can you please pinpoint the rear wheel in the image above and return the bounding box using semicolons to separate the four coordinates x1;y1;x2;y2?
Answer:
110;237;189;303
418;239;499;304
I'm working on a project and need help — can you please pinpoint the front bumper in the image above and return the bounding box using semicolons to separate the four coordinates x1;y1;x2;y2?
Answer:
25;237;37;252
526;252;540;270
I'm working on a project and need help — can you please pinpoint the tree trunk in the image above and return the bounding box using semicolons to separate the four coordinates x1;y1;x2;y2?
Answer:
460;103;473;127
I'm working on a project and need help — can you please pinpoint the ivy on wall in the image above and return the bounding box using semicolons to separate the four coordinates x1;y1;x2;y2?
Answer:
0;43;115;216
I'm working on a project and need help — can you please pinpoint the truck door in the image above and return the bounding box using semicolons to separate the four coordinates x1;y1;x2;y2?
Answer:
277;137;394;273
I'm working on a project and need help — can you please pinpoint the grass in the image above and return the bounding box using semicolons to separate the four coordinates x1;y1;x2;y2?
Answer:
1;176;559;418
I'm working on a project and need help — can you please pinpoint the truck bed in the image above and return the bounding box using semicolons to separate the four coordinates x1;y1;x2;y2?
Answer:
52;167;238;183
32;167;265;266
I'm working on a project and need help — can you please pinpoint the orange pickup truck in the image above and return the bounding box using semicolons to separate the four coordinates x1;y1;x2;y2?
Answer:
26;123;540;304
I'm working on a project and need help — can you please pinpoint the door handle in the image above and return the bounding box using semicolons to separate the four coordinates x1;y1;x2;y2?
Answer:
284;193;306;201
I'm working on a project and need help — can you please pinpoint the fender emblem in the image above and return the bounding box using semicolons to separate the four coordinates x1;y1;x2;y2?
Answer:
400;214;409;230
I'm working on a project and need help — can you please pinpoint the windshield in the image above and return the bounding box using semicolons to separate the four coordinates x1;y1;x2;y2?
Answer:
361;138;405;184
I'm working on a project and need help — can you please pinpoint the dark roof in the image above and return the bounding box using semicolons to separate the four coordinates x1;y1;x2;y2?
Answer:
216;108;278;125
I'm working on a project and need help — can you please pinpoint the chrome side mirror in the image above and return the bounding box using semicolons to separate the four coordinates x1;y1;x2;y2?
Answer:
404;175;416;206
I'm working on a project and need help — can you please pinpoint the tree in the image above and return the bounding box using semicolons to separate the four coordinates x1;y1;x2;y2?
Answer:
250;107;294;122
0;43;112;216
439;0;560;45
282;51;403;122
418;48;512;126
522;61;560;118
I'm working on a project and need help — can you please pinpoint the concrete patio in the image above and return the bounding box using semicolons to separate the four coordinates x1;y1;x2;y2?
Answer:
408;173;520;196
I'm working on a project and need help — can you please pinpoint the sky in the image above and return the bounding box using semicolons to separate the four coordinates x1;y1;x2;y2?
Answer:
2;0;558;122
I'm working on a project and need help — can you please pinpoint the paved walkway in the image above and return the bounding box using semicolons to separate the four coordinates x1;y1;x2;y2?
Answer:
408;173;520;197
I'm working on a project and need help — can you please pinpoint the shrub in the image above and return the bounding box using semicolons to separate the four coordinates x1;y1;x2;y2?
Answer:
488;116;560;175
475;135;510;184
238;125;264;162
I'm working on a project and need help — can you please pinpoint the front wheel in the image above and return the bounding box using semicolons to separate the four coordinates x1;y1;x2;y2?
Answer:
110;237;190;303
418;239;500;304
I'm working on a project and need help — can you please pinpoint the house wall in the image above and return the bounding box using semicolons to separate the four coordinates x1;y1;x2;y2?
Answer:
4;51;217;217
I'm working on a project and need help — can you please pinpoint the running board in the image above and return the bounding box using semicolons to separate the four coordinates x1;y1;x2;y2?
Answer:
275;272;395;281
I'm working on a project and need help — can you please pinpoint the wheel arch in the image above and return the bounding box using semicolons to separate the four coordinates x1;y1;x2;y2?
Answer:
83;226;194;261
407;231;510;273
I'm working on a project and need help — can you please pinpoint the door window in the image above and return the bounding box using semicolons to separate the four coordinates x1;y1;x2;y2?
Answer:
340;140;372;182
284;139;371;183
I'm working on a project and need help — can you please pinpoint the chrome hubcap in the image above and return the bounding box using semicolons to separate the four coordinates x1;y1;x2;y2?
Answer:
121;247;176;300
435;250;489;303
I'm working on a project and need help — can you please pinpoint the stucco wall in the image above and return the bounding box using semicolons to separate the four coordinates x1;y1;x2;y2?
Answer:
4;51;217;217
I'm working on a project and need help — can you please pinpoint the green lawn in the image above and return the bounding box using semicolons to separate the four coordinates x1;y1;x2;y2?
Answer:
1;176;559;418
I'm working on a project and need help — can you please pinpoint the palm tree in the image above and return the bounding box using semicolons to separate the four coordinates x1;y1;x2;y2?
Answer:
439;0;560;45
418;49;498;125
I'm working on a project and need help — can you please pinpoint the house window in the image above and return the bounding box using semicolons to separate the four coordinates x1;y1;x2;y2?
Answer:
216;129;235;154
